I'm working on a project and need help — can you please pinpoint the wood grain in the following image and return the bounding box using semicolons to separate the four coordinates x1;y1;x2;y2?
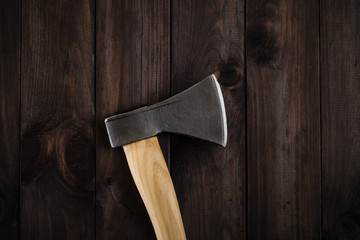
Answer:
0;1;357;239
246;0;321;238
0;0;20;239
123;137;186;240
21;0;95;239
171;0;246;239
321;0;360;239
96;1;170;239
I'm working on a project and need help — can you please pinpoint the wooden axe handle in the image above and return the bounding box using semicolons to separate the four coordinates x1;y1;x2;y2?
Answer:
123;136;186;240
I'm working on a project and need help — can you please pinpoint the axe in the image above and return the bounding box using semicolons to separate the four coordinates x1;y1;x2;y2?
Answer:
105;74;227;239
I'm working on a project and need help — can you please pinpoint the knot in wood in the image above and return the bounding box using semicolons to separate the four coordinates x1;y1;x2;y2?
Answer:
218;64;241;87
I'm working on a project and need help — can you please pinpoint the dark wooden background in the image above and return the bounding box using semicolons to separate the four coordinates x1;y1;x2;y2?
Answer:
0;0;359;239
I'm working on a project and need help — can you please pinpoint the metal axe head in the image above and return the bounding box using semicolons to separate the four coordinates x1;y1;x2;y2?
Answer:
105;74;227;147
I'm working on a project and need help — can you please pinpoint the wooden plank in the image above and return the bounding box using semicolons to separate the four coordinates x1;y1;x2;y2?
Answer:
0;0;20;239
21;0;95;239
246;0;321;238
321;0;360;238
96;1;170;239
171;0;246;239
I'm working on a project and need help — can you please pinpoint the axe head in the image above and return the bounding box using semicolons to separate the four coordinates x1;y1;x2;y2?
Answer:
105;74;227;147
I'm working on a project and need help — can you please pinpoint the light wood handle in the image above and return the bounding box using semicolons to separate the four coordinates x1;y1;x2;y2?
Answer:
123;136;186;240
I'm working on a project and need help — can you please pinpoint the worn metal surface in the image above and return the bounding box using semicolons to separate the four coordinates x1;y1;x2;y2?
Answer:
105;74;227;147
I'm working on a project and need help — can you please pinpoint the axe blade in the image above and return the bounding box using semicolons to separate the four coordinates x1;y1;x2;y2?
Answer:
105;74;227;147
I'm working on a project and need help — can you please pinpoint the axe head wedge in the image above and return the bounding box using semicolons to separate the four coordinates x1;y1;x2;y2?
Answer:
105;74;227;147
